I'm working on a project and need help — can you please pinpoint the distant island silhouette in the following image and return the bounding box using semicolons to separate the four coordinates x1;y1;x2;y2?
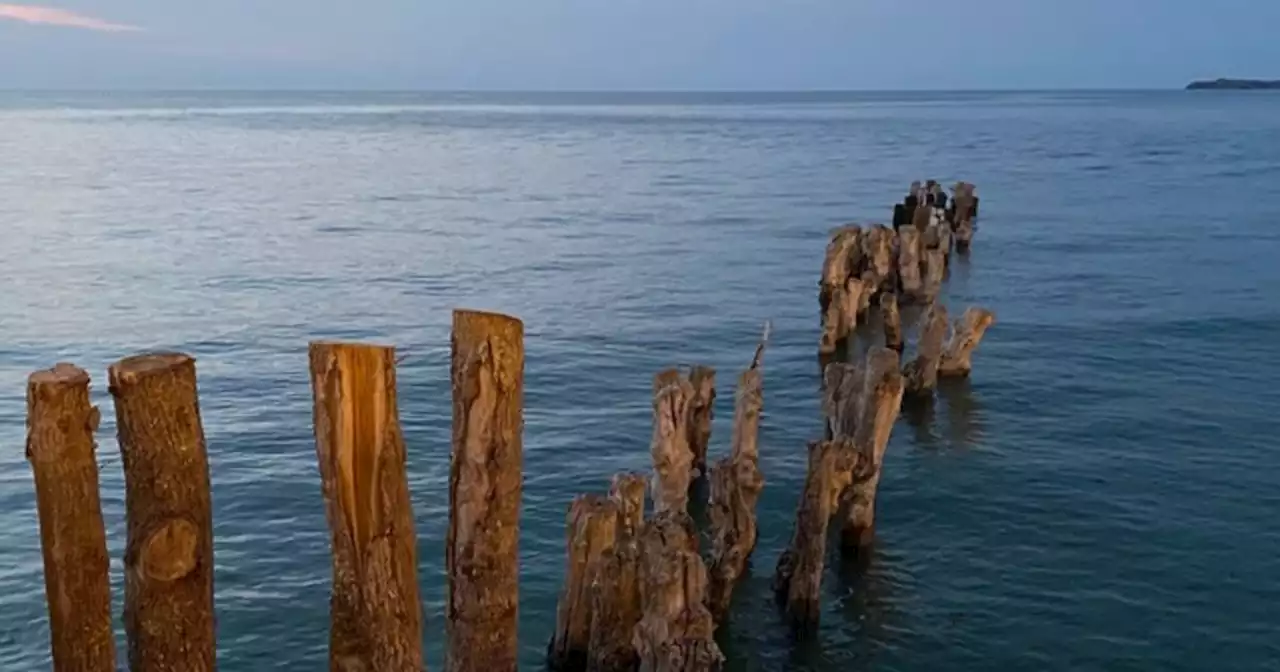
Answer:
1187;78;1280;90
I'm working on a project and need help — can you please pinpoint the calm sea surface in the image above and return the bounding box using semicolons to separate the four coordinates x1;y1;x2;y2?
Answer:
2;91;1279;670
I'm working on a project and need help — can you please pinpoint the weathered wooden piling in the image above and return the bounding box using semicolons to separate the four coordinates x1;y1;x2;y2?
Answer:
897;227;923;299
309;342;423;671
939;307;996;378
954;219;975;251
922;243;947;300
636;511;723;671
818;226;863;315
772;440;856;632
903;303;950;397
587;474;647;672
819;275;872;355
26;364;115;672
549;495;622;671
840;348;905;551
821;362;861;440
880;292;903;353
108;353;215;672
651;370;696;514
687;366;716;477
448;309;524;672
707;327;768;620
862;225;896;293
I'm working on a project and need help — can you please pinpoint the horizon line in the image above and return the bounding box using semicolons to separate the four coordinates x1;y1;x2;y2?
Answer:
0;85;1209;94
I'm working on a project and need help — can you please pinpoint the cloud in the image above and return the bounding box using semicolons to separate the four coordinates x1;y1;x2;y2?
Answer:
0;3;141;32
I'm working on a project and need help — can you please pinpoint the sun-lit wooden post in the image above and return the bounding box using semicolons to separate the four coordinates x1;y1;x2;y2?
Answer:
448;309;524;672
26;364;115;672
109;352;215;672
309;341;424;671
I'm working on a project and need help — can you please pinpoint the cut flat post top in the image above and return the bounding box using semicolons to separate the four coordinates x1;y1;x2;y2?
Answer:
108;352;215;672
309;341;424;671
26;363;115;672
448;309;524;672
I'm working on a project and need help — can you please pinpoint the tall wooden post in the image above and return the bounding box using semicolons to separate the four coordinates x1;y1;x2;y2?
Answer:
635;512;723;670
26;364;115;672
309;342;424;671
880;293;903;354
903;303;950;397
587;474;647;672
109;353;215;672
448;309;524;672
651;370;694;515
939;307;996;378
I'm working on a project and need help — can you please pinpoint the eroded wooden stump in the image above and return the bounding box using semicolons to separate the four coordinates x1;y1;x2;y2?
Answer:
26;364;115;672
310;342;424;671
587;474;648;672
897;227;923;299
707;327;768;620
549;495;622;671
903;303;950;397
448;309;524;672
651;370;696;515
773;440;857;633
636;512;724;671
840;348;905;552
109;353;215;672
939;307;996;378
880;292;903;353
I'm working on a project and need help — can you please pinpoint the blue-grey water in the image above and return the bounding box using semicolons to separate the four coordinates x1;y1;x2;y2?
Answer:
2;90;1279;671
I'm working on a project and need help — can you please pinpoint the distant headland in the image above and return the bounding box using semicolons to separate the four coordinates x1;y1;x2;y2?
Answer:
1186;78;1280;90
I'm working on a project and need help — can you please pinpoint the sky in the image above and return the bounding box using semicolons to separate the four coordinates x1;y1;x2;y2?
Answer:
2;0;1279;90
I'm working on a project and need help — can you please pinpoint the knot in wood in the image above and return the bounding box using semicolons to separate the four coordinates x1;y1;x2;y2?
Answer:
140;518;200;582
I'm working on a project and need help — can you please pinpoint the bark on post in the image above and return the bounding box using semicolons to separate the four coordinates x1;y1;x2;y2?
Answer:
939;307;996;378
881;292;903;354
841;348;906;552
819;275;871;355
772;440;857;633
549;495;622;671
449;309;524;672
818;226;862;317
587;474;647;672
903;303;950;397
707;326;768;620
108;353;215;672
862;225;896;296
651;371;695;515
636;512;724;671
26;364;115;672
921;243;946;301
309;342;423;671
686;366;716;478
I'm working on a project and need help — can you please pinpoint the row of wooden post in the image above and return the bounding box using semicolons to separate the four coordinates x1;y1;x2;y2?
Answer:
25;309;522;672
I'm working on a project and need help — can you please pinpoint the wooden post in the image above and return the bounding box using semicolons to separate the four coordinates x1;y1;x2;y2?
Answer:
636;511;723;671
549;495;621;671
904;303;950;397
818;226;862;317
861;225;895;296
897;227;923;300
707;326;768;619
449;309;524;672
651;370;695;515
939;307;996;378
108;353;215;672
772;440;856;633
921;227;947;300
686;366;716;477
26;364;115;672
841;348;905;552
880;293;903;354
587;474;647;672
821;362;861;440
309;342;423;671
954;219;974;251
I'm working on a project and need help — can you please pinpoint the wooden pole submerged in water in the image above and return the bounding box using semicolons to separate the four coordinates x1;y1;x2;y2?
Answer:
840;347;905;552
939;307;996;378
449;309;525;672
903;303;950;398
587;474;647;672
309;342;423;671
707;325;769;620
108;353;216;672
880;292;903;354
549;495;621;671
772;439;856;632
635;511;724;671
26;364;116;672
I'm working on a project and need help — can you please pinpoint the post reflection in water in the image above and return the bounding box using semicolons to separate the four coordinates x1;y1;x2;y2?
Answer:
937;376;985;450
